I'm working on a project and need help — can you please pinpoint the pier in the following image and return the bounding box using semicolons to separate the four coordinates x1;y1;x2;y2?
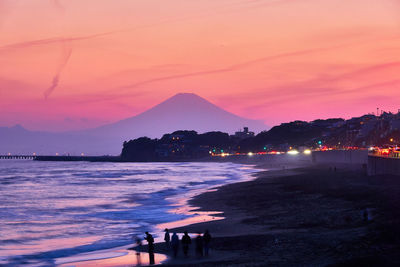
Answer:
0;155;121;162
35;156;121;162
0;155;37;160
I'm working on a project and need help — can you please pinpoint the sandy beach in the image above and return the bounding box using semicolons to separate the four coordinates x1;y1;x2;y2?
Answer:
59;161;400;266
150;163;400;266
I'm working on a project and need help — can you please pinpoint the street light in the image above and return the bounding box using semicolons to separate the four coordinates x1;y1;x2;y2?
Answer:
288;150;299;155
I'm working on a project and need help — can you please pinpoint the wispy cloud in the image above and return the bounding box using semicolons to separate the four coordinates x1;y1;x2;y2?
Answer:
214;61;400;115
0;0;9;29
51;0;64;12
333;79;400;96
0;0;296;53
329;61;400;81
240;79;400;117
0;32;117;52
117;43;354;90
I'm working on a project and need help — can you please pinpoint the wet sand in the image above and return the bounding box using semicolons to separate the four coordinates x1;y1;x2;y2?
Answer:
58;246;167;267
61;161;400;266
158;164;400;266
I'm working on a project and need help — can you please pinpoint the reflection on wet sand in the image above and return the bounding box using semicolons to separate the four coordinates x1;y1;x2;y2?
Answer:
57;246;167;267
158;210;223;230
159;191;225;230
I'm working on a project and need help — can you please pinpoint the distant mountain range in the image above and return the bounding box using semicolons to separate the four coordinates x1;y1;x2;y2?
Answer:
0;93;267;155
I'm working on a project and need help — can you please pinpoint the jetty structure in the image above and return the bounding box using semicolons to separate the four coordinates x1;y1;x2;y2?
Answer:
0;154;37;160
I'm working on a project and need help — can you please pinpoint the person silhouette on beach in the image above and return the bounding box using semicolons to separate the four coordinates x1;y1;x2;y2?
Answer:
171;232;179;258
203;230;212;256
181;231;191;257
195;233;203;257
164;228;170;250
135;237;142;266
144;232;155;265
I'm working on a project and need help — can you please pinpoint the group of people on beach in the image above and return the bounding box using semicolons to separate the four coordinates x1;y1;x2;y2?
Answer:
138;228;212;264
163;228;212;258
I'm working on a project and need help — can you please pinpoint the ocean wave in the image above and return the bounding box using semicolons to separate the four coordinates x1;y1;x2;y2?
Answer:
0;161;259;266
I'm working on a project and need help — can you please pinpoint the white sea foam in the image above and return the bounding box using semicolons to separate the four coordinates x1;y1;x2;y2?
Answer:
0;160;259;266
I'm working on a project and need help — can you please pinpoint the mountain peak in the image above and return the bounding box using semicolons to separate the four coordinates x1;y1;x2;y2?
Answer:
1;93;268;155
102;92;268;137
84;92;268;154
168;92;205;101
152;92;213;111
172;92;197;97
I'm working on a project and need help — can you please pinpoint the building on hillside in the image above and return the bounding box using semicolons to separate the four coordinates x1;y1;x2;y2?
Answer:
358;119;378;138
234;127;255;139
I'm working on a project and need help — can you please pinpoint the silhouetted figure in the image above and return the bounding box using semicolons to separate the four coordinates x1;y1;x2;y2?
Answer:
171;232;179;258
145;232;155;265
164;228;170;250
135;237;142;266
195;233;203;257
181;231;191;257
203;230;212;256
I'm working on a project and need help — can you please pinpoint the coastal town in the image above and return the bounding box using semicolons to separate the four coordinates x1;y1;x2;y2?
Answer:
121;111;400;161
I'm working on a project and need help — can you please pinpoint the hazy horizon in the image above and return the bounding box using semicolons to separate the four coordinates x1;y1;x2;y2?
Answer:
1;92;397;133
0;93;268;155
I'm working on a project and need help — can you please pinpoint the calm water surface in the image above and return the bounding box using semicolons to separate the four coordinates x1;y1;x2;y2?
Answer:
0;160;258;266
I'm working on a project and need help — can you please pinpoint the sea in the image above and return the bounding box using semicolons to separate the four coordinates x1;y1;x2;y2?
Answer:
0;160;258;266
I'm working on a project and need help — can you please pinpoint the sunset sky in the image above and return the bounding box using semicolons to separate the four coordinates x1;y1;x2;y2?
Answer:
0;0;399;131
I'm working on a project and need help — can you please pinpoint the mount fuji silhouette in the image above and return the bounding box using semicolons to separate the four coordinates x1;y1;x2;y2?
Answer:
88;93;266;138
0;93;267;155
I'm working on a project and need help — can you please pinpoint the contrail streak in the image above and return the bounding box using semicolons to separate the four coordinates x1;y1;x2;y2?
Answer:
42;0;68;99
43;46;72;99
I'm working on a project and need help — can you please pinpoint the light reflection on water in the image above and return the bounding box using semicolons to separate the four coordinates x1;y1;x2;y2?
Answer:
57;247;167;267
0;160;258;266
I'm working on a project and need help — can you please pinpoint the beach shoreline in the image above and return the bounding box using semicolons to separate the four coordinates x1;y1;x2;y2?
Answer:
160;163;400;266
51;161;263;267
57;160;400;266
